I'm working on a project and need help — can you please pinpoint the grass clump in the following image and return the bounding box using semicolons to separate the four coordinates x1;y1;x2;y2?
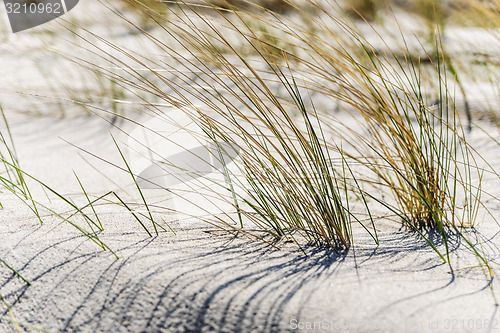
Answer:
341;41;480;254
277;2;482;259
65;0;382;250
61;0;490;263
195;80;372;249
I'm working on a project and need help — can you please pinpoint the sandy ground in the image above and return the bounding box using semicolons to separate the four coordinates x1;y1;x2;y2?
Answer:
1;1;500;332
0;98;498;333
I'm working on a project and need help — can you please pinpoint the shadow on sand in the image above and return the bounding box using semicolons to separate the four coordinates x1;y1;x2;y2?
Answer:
1;224;499;333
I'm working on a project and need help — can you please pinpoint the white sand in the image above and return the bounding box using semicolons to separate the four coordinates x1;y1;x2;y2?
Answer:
0;113;498;333
1;1;500;332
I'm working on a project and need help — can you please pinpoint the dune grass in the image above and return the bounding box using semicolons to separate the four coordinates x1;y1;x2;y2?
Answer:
1;0;495;261
0;108;35;333
39;0;489;265
287;5;481;260
195;79;373;249
0;106;119;252
0;1;498;330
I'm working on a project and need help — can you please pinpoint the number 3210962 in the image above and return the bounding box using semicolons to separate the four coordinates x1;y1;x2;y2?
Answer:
6;2;62;14
444;319;498;330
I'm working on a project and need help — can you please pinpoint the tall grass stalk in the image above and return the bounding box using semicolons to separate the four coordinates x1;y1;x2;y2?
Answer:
0;293;22;333
0;107;122;257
